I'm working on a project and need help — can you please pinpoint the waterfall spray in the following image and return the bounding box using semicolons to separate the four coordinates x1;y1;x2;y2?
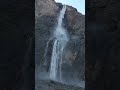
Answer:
49;5;68;81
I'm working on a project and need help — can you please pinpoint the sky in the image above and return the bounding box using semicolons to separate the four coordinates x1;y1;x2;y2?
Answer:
55;0;85;15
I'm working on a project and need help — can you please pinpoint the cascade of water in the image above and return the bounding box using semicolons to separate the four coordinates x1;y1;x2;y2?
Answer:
49;5;68;81
39;5;85;88
43;38;53;66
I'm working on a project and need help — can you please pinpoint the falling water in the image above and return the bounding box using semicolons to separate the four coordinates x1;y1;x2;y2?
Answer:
49;5;68;81
37;5;85;88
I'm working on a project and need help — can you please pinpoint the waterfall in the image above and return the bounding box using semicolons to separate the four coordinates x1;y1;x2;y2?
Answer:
49;5;68;81
37;5;85;88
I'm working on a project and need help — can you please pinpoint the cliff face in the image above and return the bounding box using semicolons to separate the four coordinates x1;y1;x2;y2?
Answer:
35;0;58;67
65;6;85;34
35;0;85;81
35;0;58;17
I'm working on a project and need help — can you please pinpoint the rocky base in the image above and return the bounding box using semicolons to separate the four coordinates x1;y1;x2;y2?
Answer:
35;80;84;90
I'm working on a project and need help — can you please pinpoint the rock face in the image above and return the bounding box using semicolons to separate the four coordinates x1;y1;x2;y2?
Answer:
36;80;84;90
65;6;85;34
35;0;85;84
35;0;58;17
35;0;58;67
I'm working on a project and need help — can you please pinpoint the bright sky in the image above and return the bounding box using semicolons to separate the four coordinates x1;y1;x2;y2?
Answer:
55;0;85;15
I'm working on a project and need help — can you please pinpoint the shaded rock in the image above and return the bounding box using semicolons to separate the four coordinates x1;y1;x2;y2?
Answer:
35;0;59;17
65;5;85;35
36;80;84;90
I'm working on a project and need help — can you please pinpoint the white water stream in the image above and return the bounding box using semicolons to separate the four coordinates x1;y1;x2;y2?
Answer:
49;5;68;81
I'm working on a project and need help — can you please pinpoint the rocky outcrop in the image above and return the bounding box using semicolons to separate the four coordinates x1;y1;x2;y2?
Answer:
35;0;58;17
65;6;85;34
36;80;84;90
35;0;58;65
